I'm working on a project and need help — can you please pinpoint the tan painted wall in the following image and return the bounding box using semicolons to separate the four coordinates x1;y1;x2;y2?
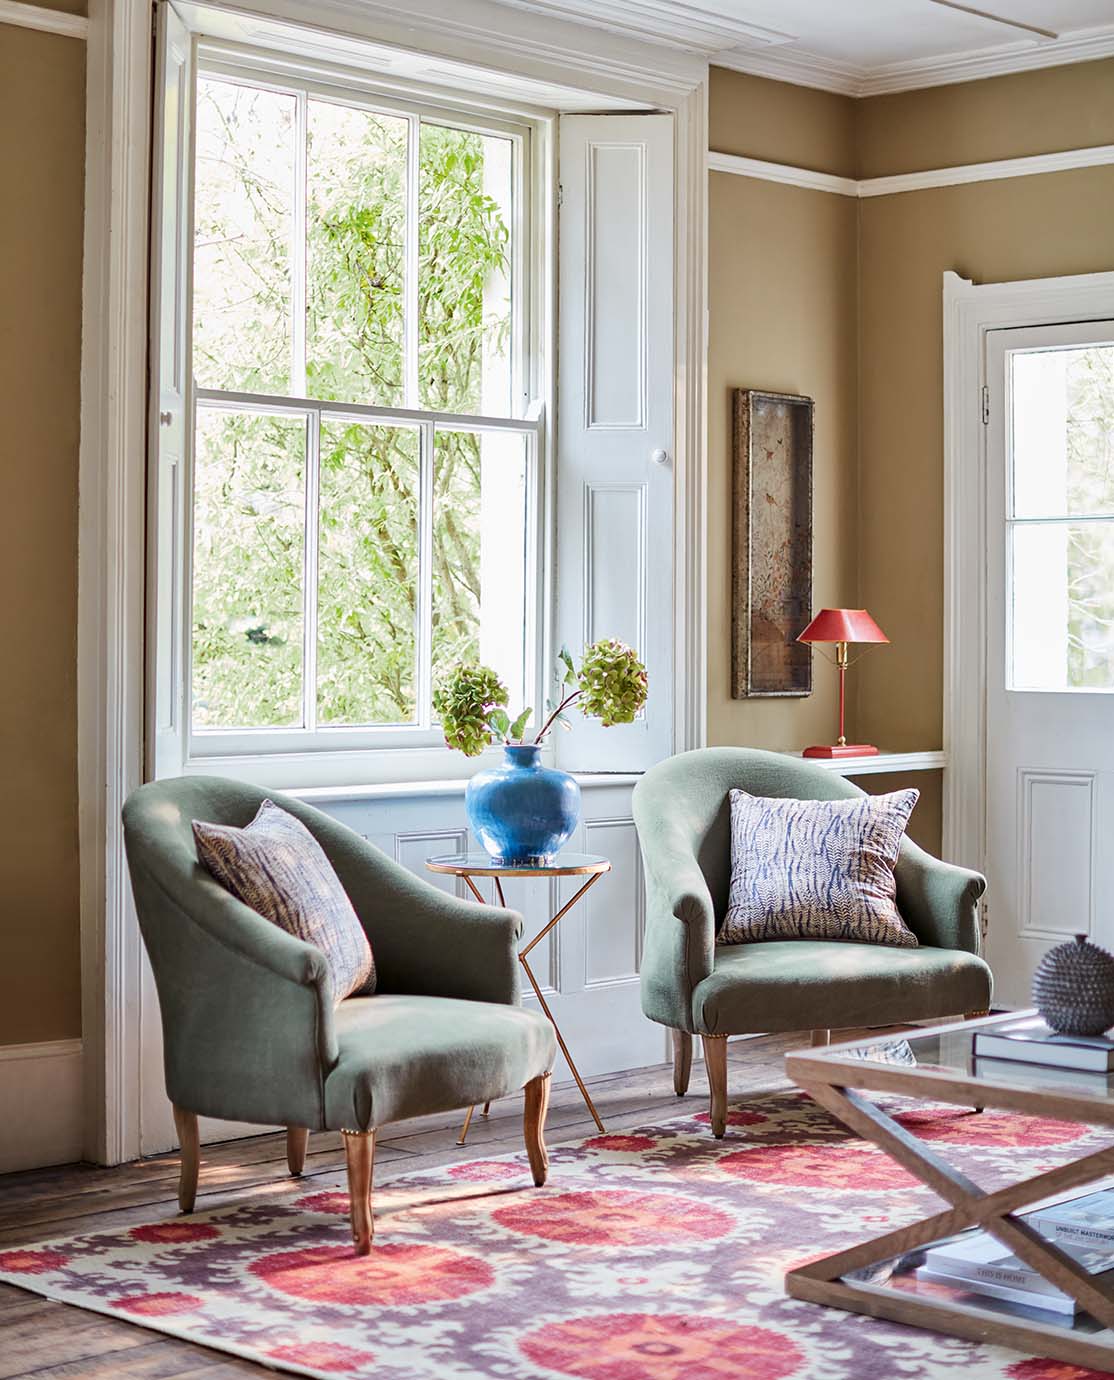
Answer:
0;15;86;1045
857;56;1114;177
708;69;861;754
857;167;1114;752
706;171;860;752
710;67;857;177
708;59;1114;850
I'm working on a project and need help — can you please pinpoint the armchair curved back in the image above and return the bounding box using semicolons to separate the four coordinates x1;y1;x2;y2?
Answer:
122;777;356;1126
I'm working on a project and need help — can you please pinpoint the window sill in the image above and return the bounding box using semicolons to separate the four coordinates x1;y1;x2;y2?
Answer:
287;771;643;803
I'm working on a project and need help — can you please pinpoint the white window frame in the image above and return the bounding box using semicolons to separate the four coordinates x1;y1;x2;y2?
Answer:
180;44;552;784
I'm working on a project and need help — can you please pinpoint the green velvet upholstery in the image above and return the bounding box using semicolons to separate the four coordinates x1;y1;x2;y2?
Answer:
632;748;991;1036
122;776;556;1131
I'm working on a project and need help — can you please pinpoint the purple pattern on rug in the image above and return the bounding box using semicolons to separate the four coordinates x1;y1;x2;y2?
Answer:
1;1092;1109;1380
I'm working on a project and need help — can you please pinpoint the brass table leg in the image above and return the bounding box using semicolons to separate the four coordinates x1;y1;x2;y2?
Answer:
457;870;607;1142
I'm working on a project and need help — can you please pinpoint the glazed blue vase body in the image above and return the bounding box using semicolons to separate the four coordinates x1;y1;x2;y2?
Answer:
466;745;580;866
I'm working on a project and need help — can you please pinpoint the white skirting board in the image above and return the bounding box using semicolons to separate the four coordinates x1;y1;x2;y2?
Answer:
0;1039;84;1173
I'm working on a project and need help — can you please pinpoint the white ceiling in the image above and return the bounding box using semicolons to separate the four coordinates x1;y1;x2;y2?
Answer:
492;0;1114;95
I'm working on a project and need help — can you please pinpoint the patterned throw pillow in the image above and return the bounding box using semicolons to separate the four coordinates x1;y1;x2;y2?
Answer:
193;800;376;1002
720;788;919;948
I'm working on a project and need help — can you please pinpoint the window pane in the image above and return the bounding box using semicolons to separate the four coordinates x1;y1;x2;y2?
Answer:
317;420;420;725
306;100;407;407
432;430;528;712
419;124;514;415
1012;344;1114;518
1012;522;1114;690
193;78;294;394
192;408;305;728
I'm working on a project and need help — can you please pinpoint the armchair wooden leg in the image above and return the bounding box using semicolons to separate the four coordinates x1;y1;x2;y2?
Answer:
810;1029;831;1047
172;1106;199;1214
286;1127;309;1176
701;1035;729;1138
524;1073;551;1187
672;1030;693;1096
342;1129;375;1256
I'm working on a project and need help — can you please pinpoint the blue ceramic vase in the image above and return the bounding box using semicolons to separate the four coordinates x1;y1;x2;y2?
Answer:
466;744;580;866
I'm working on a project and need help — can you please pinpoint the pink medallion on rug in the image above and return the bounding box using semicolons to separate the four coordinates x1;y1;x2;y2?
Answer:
1;1091;1110;1380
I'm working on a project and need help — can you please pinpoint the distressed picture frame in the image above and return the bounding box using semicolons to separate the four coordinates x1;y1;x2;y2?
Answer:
732;388;814;698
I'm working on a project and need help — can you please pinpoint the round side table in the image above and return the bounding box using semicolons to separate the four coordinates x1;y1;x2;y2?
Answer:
426;852;611;1142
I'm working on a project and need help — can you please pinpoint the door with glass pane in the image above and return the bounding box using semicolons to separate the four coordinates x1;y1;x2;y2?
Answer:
985;322;1114;1006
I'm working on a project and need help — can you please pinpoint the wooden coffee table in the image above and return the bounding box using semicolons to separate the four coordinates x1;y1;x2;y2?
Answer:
785;1011;1114;1370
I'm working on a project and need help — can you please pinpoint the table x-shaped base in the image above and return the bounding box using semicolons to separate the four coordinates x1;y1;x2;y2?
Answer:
457;871;607;1145
786;1081;1114;1370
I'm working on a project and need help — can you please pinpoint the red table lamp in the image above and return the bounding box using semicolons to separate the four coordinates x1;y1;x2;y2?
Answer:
797;608;889;759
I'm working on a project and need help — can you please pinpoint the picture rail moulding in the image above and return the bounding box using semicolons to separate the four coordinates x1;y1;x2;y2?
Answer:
0;0;89;39
708;144;1114;200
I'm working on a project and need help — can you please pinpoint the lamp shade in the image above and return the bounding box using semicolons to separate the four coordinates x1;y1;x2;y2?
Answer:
798;608;889;645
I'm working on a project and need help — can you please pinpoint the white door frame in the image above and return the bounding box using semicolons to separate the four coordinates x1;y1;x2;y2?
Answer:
942;269;1114;889
80;0;707;1164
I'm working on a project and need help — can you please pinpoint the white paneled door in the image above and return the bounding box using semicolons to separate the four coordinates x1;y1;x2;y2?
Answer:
985;322;1114;1006
556;114;674;772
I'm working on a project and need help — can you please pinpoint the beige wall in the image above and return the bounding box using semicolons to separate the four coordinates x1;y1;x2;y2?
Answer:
711;67;857;177
708;60;1114;850
857;56;1114;177
0;13;86;1045
857;167;1114;752
707;172;860;752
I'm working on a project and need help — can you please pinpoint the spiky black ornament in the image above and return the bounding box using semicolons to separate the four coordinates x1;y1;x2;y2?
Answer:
1032;933;1114;1037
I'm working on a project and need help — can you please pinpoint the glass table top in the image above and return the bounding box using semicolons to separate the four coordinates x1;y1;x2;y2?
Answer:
794;1012;1114;1107
425;852;611;878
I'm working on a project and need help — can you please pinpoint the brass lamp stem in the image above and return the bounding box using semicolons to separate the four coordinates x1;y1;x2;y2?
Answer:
836;640;848;746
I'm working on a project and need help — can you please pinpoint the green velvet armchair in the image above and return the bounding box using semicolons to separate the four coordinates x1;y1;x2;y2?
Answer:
122;776;557;1253
632;748;991;1136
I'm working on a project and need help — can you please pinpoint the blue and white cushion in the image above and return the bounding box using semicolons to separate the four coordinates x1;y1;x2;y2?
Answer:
720;788;919;948
193;799;376;1002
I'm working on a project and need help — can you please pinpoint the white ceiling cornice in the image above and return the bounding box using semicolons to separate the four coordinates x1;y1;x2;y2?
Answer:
717;20;1114;97
852;22;1114;96
479;0;794;55
490;0;1114;97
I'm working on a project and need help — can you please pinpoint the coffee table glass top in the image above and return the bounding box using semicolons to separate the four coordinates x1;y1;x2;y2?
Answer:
789;1011;1114;1113
425;852;610;878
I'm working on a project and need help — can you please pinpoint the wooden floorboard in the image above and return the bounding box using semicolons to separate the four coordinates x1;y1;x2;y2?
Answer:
0;1035;798;1379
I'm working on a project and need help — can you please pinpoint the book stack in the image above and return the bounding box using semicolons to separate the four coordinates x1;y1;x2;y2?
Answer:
973;1015;1114;1071
915;1189;1114;1317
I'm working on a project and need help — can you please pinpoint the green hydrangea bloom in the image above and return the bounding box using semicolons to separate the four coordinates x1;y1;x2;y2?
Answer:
576;639;648;727
433;664;509;756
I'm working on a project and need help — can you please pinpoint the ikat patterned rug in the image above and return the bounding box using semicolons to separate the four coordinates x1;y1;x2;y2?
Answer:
2;1090;1112;1380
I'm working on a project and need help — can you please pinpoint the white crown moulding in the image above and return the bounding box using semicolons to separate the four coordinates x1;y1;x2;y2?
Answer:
714;22;1114;98
708;144;1114;200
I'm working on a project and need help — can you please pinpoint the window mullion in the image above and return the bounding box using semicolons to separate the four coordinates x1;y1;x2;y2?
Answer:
292;89;308;396
416;421;435;728
405;113;420;409
303;410;321;732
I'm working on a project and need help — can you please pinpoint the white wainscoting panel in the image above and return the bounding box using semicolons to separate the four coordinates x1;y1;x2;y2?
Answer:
394;830;468;898
584;483;646;653
1019;768;1095;941
0;1040;84;1173
582;817;644;989
586;141;646;430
